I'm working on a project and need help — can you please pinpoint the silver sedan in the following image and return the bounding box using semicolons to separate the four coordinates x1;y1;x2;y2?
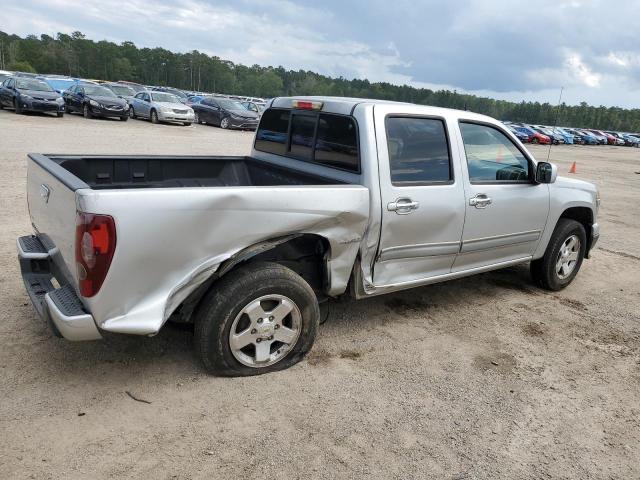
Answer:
129;91;195;126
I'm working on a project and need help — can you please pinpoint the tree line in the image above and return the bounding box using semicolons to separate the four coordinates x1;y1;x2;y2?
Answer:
2;30;640;132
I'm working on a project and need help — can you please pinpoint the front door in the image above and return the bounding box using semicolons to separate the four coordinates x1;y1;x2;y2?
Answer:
452;121;550;272
373;105;467;287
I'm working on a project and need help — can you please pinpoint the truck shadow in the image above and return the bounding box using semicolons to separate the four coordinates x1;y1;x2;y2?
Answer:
23;264;538;382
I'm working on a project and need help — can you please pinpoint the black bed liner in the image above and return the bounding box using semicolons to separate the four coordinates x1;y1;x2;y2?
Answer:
29;154;343;190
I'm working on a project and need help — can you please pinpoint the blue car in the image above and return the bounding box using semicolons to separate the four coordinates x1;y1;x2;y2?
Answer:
551;128;574;145
38;75;79;94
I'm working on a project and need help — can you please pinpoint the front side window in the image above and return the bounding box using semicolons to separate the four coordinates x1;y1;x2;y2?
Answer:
385;117;452;185
460;122;530;183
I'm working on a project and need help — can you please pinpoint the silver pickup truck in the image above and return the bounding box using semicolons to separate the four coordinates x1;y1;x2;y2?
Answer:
18;97;600;376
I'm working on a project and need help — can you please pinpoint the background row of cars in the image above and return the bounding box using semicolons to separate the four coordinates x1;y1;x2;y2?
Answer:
504;121;640;147
0;71;266;130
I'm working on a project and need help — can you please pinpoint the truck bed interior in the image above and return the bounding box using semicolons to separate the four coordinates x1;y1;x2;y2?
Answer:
48;155;342;189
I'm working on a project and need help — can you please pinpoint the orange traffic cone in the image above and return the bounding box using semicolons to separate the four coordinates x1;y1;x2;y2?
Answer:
568;162;577;174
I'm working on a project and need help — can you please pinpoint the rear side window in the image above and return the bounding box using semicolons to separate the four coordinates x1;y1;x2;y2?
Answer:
459;122;530;183
255;109;360;173
385;117;452;185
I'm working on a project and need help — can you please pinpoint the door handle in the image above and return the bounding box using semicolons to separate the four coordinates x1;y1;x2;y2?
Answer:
469;194;492;208
387;197;420;215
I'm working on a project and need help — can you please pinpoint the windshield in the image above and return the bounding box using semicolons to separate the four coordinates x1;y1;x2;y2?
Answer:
83;85;116;97
218;99;246;111
151;92;180;103
46;79;75;91
16;79;54;92
157;89;187;99
107;84;134;96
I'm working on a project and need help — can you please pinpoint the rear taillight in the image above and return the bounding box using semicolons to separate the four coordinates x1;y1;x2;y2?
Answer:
75;212;116;297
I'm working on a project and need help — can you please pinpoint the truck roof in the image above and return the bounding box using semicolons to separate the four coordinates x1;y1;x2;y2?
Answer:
270;96;495;122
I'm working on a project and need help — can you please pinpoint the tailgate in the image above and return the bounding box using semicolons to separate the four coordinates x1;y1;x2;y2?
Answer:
26;154;88;286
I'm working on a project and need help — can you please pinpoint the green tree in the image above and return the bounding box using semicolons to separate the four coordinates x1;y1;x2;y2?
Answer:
7;60;35;72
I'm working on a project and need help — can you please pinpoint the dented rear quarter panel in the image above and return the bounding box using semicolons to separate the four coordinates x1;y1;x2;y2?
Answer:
76;185;369;335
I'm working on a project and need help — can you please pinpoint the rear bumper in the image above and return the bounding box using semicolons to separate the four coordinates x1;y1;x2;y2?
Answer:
17;235;101;341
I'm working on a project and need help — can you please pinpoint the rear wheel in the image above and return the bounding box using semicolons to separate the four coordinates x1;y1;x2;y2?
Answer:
531;219;586;291
220;117;230;129
194;262;319;376
151;109;159;124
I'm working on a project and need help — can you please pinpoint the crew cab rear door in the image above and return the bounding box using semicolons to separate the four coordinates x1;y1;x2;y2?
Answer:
452;120;549;272
372;105;466;286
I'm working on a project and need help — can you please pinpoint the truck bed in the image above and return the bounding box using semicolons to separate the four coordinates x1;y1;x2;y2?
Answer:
31;154;342;190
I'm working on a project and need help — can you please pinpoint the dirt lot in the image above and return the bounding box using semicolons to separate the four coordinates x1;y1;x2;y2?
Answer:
1;110;639;479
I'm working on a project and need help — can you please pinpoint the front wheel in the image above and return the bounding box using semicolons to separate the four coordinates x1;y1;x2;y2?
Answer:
14;99;22;114
57;112;64;118
194;262;319;376
194;112;200;124
83;104;93;119
220;117;230;129
129;107;136;119
183;122;191;126
150;110;159;124
531;219;586;291
120;116;128;122
531;137;539;144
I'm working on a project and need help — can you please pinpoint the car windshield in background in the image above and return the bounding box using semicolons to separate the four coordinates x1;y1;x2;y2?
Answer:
151;92;180;103
218;99;246;111
108;85;135;96
83;85;116;97
46;79;75;91
16;79;54;92
0;73;10;83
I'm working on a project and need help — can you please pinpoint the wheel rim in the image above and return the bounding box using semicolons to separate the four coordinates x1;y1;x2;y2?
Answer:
556;235;580;280
194;112;199;123
221;118;229;128
229;294;302;368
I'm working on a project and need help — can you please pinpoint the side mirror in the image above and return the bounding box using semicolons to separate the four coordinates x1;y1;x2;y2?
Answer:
535;162;557;184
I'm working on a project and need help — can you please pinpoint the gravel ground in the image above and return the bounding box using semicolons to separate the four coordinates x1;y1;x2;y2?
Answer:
1;110;639;479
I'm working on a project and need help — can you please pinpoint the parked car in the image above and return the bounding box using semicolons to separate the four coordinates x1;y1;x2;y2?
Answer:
547;127;574;145
508;125;531;142
514;126;551;145
0;69;13;83
560;128;587;145
533;127;564;145
128;90;194;125
0;76;65;116
186;94;211;105
577;129;601;145
192;97;259;129
63;82;129;120
103;82;136;103
622;134;640;147
116;81;148;93
39;75;79;94
151;86;189;104
242;101;266;116
604;132;626;146
585;129;609;144
17;97;600;375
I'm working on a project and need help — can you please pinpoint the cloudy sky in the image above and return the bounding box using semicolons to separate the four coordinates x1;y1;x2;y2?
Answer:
3;0;640;107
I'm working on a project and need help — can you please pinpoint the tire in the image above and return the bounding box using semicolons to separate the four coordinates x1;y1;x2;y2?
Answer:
194;262;319;376
150;110;159;124
183;122;191;126
129;107;136;119
83;104;92;119
14;99;22;114
194;112;200;124
532;137;539;144
530;218;586;291
57;112;63;118
220;117;230;129
120;116;128;122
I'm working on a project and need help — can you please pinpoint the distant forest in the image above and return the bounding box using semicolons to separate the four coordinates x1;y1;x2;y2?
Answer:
2;30;640;131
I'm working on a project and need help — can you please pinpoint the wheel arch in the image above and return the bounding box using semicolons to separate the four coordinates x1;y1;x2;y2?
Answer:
166;233;332;325
559;206;594;255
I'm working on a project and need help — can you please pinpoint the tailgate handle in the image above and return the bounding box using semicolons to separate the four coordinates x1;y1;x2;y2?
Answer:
40;184;51;203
